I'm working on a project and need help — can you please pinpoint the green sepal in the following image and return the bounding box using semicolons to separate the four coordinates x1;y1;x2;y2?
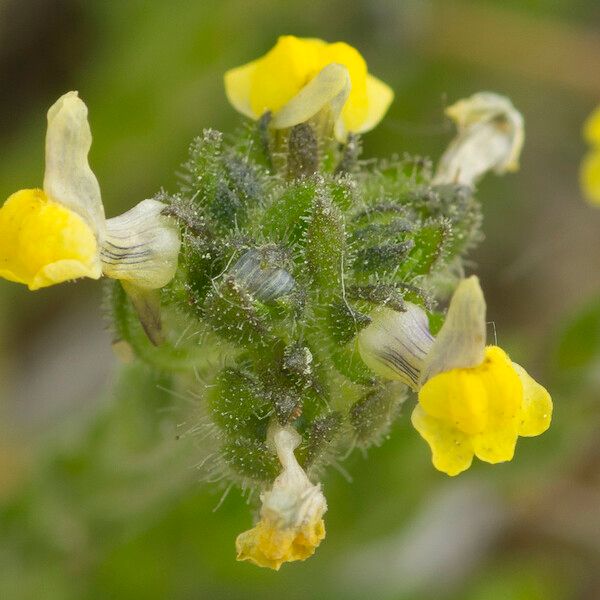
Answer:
353;241;414;275
222;437;280;484
282;343;315;383
427;310;445;336
330;339;376;385
287;123;318;180
327;300;372;345
396;219;451;278
304;192;345;293
297;412;342;469
414;184;482;258
208;368;272;439
108;281;199;371
346;284;406;312
261;179;317;243
350;383;406;447
203;276;271;348
327;176;355;211
180;234;228;315
334;133;361;175
180;128;265;233
180;129;224;206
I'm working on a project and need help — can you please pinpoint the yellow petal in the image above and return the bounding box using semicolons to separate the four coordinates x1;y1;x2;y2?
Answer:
249;36;325;117
416;346;523;471
0;189;101;290
419;367;489;435
352;74;394;134
270;63;350;132
471;424;518;463
435;92;524;186
320;41;369;132
411;404;474;476
421;275;486;385
583;105;600;146
469;347;522;462
224;60;259;119
101;199;180;289
236;517;326;571
235;425;327;569
512;362;553;437
357;304;433;389
580;150;600;206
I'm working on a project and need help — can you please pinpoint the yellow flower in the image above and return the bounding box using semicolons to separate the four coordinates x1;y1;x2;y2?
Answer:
358;277;552;476
580;105;600;205
224;35;394;141
236;425;327;570
412;345;552;476
0;92;181;292
433;92;524;188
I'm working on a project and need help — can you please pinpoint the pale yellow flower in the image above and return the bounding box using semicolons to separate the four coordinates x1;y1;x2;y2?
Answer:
236;425;327;570
224;35;394;141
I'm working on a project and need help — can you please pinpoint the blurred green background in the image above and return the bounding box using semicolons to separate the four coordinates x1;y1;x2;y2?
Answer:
1;1;600;599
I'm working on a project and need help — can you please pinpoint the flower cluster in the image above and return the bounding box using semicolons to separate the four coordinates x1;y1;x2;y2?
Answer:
0;35;551;570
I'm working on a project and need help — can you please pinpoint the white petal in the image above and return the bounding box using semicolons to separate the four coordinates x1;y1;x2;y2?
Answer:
358;304;434;390
43;91;105;237
101;199;180;289
420;276;486;385
262;424;327;529
270;63;351;137
433;92;524;187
